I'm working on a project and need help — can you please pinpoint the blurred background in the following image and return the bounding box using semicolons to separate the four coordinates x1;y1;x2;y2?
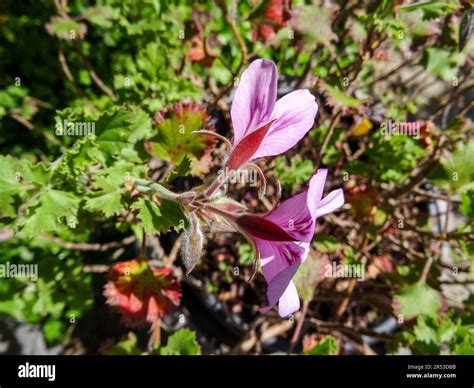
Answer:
0;0;473;355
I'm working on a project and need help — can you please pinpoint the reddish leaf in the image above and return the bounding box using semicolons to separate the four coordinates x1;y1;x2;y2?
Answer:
104;258;181;327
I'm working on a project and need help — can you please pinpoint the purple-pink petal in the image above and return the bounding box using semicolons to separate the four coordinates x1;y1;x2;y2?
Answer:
256;238;307;317
255;170;345;317
230;59;277;146
276;281;300;317
264;169;328;243
316;188;345;218
252;89;318;160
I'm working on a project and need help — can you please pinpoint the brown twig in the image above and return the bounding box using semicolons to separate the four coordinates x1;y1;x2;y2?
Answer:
73;41;117;100
288;300;309;354
209;1;247;111
57;43;97;114
8;112;62;146
40;234;136;251
314;110;342;167
165;234;183;267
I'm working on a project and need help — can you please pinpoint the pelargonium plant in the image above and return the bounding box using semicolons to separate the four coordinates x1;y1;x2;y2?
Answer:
133;59;344;317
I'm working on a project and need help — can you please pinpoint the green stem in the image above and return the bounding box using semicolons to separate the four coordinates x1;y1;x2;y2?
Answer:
134;178;179;201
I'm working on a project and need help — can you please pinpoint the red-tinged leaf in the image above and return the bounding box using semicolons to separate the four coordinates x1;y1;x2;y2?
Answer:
235;214;297;242
146;102;217;178
227;121;274;171
104;258;181;327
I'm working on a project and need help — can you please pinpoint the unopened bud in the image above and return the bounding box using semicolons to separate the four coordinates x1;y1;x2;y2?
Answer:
181;213;204;275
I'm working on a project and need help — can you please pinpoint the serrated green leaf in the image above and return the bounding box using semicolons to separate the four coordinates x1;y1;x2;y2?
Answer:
82;5;114;28
33;279;65;317
92;111;132;158
22;189;80;234
160;329;201;355
275;156;315;190
45;16;87;40
0;156;25;218
430;141;474;192
85;161;145;217
303;336;340;355
167;154;192;181
132;198;185;234
395;283;442;320
324;84;365;109
85;192;123;218
0;156;49;218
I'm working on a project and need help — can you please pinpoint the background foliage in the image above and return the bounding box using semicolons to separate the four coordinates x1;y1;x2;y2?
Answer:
0;0;473;355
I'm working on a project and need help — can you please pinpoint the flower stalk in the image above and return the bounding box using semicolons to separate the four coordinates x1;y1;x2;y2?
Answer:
134;178;180;201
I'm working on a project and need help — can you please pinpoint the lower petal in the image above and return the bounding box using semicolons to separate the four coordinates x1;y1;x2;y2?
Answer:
278;281;300;317
259;259;301;314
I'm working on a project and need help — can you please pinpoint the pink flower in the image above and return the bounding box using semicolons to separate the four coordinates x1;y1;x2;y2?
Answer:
234;169;344;317
226;58;318;171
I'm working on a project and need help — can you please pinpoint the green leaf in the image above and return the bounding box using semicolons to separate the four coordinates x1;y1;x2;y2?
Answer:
85;160;144;217
45;16;87;40
93;111;133;159
303;336;340;355
460;189;474;218
160;329;201;355
82;5;114;29
43;319;65;343
167;154;192;181
324;84;366;109
0;156;49;219
32;279;65;317
127;106;153;143
395;283;442;320
423;48;457;81
85;192;123;218
0;295;26;319
313;234;341;254
132;198;185;234
22;189;80;235
275;156;315;190
238;243;254;266
0;156;25;218
291;4;338;47
105;333;142;355
397;1;459;21
430;141;474;192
